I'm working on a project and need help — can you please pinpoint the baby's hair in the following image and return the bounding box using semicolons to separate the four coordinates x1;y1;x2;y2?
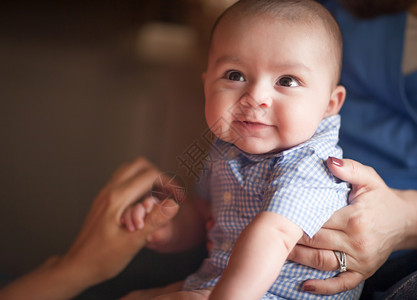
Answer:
210;0;343;85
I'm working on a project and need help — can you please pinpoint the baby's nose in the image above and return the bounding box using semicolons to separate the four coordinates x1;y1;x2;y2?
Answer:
240;82;272;108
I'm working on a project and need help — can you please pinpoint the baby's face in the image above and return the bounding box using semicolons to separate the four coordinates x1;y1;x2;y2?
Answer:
204;14;342;154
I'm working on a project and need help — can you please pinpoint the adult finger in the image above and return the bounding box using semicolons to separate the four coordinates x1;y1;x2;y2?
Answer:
110;157;155;186
319;204;356;231
302;271;363;295
297;228;350;253
112;167;159;216
288;245;339;271
327;157;384;191
289;244;361;275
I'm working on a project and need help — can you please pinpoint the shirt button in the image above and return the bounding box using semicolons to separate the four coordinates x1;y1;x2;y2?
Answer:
221;241;232;251
224;191;232;204
227;148;239;160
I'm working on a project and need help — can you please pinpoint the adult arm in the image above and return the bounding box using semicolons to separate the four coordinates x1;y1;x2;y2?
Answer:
209;212;303;300
288;157;417;294
0;157;179;300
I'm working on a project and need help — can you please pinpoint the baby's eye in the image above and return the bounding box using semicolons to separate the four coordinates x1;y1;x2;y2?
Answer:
226;71;245;82
277;76;300;87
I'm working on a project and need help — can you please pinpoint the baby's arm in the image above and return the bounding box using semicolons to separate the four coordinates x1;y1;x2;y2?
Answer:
209;211;303;300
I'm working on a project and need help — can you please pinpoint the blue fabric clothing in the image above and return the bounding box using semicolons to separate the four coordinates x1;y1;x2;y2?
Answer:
362;250;417;300
321;1;417;298
376;270;417;300
184;115;363;299
322;0;417;190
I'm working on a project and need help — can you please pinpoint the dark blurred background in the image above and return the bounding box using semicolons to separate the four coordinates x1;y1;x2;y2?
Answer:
0;0;235;298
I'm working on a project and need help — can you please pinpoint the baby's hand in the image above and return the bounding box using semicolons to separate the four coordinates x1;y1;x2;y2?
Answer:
121;197;159;232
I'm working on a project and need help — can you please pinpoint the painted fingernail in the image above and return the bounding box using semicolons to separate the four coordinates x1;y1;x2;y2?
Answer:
303;285;316;292
329;156;343;167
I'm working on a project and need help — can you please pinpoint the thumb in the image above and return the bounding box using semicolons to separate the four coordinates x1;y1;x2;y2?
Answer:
142;198;179;234
326;157;383;189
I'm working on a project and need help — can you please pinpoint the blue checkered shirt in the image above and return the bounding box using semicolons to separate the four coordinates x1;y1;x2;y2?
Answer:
183;115;363;299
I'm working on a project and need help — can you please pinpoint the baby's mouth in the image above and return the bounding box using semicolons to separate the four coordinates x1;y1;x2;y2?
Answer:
234;120;272;130
242;120;265;126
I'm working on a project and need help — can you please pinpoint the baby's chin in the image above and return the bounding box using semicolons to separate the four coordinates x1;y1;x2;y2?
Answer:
214;133;284;155
234;140;282;156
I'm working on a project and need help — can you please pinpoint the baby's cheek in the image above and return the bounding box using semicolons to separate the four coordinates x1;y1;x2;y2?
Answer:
205;110;230;138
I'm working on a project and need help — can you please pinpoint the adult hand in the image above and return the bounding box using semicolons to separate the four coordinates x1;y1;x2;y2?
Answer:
0;157;179;300
288;157;417;294
64;157;179;283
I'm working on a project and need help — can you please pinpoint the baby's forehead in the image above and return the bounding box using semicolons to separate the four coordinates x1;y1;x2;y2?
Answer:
210;1;342;83
213;5;329;43
219;1;322;24
212;10;329;47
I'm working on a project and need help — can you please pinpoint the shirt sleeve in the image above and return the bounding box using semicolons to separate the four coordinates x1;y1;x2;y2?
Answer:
261;147;350;237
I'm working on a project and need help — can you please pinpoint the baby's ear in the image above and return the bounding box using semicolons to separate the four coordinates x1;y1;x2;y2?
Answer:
325;85;346;117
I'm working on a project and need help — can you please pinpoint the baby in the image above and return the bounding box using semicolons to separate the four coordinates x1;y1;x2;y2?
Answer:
122;0;363;299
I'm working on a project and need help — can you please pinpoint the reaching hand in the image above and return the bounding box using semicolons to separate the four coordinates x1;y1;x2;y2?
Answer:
64;157;179;284
0;157;179;300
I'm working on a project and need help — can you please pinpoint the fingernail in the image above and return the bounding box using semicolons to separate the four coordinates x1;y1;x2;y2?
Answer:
329;156;343;167
303;285;316;292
